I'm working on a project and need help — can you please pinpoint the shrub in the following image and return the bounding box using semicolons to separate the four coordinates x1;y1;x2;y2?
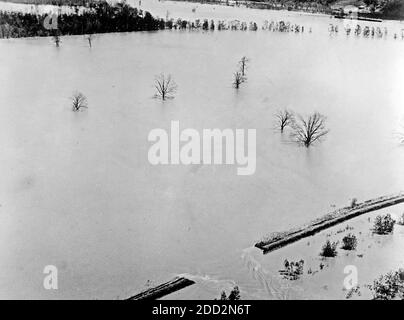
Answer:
320;240;338;257
219;291;227;300
372;214;395;235
341;234;358;250
397;213;404;226
280;259;304;280
368;269;404;300
219;286;240;300
228;286;240;300
346;285;361;299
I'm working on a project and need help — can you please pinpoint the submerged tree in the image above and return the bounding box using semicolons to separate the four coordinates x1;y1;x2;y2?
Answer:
239;56;249;76
210;19;215;30
53;33;60;47
71;92;88;111
291;112;329;147
233;71;245;89
218;286;241;300
280;259;304;280
86;34;94;48
228;286;241;300
372;214;395;235
275;109;294;132
154;74;177;100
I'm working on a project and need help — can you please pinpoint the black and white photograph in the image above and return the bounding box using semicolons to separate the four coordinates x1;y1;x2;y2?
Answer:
1;0;404;305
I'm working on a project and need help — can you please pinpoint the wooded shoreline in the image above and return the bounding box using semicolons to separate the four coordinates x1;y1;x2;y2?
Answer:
0;1;164;39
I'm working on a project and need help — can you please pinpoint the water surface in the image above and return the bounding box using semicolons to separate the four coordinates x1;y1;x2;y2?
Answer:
0;0;404;299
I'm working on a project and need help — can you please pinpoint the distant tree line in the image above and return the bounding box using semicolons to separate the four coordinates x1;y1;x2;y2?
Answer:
0;5;302;40
1;0;93;5
0;1;165;39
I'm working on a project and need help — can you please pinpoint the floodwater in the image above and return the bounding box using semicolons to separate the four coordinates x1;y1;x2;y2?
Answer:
1;0;404;299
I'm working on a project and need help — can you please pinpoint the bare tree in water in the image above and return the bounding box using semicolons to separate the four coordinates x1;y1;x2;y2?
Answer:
86;34;94;48
239;56;249;76
53;33;60;47
233;71;245;89
154;74;177;100
71;92;88;112
275;109;294;132
291;112;329;147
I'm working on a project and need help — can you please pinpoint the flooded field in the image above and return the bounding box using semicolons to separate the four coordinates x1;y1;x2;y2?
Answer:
1;0;404;299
